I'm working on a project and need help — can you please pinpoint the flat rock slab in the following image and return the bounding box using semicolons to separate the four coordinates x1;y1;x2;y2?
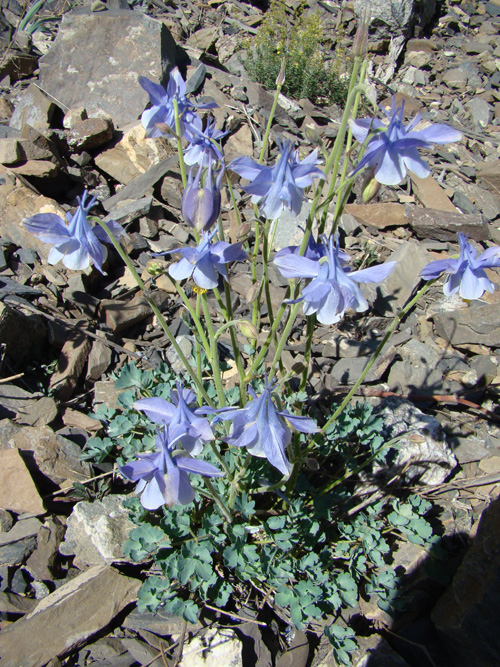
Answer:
39;9;177;128
407;207;490;242
0;449;45;515
0;564;141;667
434;302;500;346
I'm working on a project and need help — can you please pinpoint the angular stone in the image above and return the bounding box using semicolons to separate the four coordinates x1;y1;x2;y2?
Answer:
442;68;468;89
26;518;65;581
477;159;500;196
59;495;134;567
0;138;23;165
434;302;500;346
0;518;43;548
7;160;58;178
407;207;490;242
0;52;38;84
0;565;141;667
0;382;44;421
409;174;457;212
102;156;177;211
49;331;92;401
67;117;114;152
95;122;174;185
0;419;91;486
100;291;168;333
0;449;45;515
432;501;500;665
9;83;58;131
344;202;407;229
368;240;431;315
354;0;436;37
86;338;113;381
39;9;177;128
0;590;37;615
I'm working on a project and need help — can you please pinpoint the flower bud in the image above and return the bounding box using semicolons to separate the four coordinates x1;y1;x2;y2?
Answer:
237;319;258;341
181;156;223;233
362;171;380;203
353;8;370;58
146;259;168;276
276;56;286;88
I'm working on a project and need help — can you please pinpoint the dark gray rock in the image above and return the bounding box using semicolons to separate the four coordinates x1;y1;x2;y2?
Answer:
39;9;177;128
407;207;490;242
434;302;500;347
432;500;500;666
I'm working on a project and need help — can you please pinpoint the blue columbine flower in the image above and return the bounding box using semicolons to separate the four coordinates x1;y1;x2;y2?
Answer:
274;236;396;325
420;233;500;300
181;154;224;233
133;385;213;456
214;379;318;476
350;97;462;186
229;140;324;221
120;427;223;510
139;68;216;141
166;229;247;290
184;119;228;167
23;190;125;274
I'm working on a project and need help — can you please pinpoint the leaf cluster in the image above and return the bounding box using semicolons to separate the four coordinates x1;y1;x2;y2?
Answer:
244;0;351;106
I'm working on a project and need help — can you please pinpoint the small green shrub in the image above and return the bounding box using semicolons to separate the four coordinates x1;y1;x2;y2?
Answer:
244;0;351;106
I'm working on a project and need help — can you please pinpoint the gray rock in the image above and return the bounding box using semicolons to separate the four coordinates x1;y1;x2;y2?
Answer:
406;207;490;242
0;518;42;548
8;83;58;131
39;9;177;128
59;495;135;567
0;537;37;567
354;0;436;37
466;98;493;128
367;240;431;316
0;564;141;667
442;68;468;89
387;339;443;394
374;397;457;486
432;501;500;666
0;590;37;615
434;302;500;347
0;509;14;533
272;202;312;251
103;157;177;211
0;304;47;368
0;419;91;486
86;338;113;381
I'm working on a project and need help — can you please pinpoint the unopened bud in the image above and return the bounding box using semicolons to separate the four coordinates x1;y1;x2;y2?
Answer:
237;319;258;341
181;157;222;233
362;172;380;203
353;8;370;58
245;281;261;305
146;259;168;276
276;57;286;88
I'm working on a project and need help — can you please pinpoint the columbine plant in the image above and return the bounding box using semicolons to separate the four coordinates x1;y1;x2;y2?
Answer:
24;38;475;664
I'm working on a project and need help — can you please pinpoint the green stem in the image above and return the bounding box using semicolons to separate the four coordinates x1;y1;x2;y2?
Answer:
219;282;247;405
267;302;302;381
95;219;213;406
171;281;212;358
259;83;283;164
201;293;226;408
203;478;232;523
195;294;203;404
299;315;315;391
321;280;435;435
173;98;187;188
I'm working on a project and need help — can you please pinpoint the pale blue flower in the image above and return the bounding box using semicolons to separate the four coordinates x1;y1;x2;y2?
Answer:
420;233;500;300
139;68;216;141
229;140;324;220
214;379;318;476
274;236;396;325
120;427;223;510
181;154;224;233
184;119;228;167
166;229;247;290
23;190;125;274
350;97;462;185
133;385;213;456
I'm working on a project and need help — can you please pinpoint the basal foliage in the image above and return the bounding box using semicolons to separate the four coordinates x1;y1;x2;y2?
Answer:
87;363;438;664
